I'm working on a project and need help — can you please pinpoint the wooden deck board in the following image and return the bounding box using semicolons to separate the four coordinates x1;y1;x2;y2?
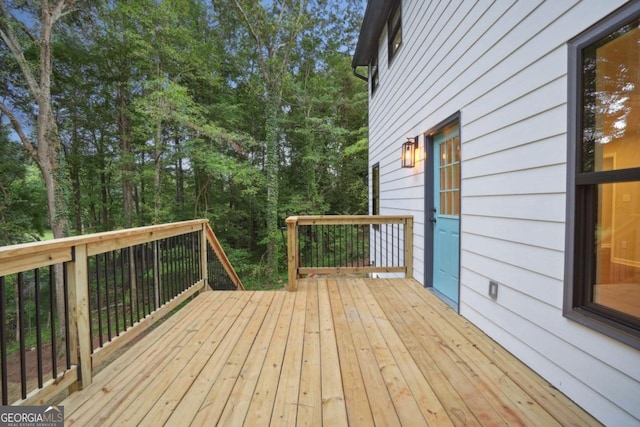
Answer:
326;279;374;426
64;292;226;425
61;278;601;426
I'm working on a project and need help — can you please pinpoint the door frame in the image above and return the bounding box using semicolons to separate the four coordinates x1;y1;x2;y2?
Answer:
424;111;461;311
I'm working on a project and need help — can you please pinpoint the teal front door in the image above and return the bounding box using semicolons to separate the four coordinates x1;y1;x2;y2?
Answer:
432;124;460;304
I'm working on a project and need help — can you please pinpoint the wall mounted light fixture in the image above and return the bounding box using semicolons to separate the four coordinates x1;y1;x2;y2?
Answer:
401;136;418;168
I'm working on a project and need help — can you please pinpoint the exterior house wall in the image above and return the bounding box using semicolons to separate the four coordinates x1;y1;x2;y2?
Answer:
367;0;640;424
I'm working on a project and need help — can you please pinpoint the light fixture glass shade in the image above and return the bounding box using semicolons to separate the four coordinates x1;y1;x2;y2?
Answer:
401;137;417;168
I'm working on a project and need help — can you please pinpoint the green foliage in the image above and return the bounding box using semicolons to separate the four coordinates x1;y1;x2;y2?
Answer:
0;0;368;285
0;128;48;245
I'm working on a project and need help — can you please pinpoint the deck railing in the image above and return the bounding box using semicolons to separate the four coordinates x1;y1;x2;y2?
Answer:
0;219;241;405
285;215;414;291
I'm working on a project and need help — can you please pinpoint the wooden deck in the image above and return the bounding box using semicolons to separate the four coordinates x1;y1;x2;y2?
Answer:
61;278;599;426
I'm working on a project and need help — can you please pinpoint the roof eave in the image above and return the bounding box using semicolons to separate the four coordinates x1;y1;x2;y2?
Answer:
351;0;398;69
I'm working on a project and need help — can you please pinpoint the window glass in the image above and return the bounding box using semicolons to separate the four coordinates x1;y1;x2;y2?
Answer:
581;18;640;172
439;136;460;217
388;4;402;62
371;53;379;95
594;181;640;318
372;164;380;215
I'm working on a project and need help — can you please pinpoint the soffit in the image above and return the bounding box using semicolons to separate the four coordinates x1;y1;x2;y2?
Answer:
351;0;399;68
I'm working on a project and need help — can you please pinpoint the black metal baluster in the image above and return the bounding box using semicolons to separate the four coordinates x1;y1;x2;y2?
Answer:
311;226;315;268
140;245;146;320
306;226;310;268
177;235;183;291
193;234;199;287
34;268;43;388
372;224;376;268
153;240;159;310
1;276;8;405
350;224;354;267
171;236;177;297
63;263;71;369
391;224;395;267
195;233;201;285
166;238;172;299
49;265;57;379
383;224;387;267
173;236;178;296
96;255;103;348
127;248;133;327
141;244;148;316
104;252;112;341
159;240;164;304
360;224;363;267
18;272;26;399
135;246;141;321
338;225;342;267
398;223;401;267
185;234;190;290
186;234;191;289
120;249;127;330
192;234;197;287
165;239;171;303
177;235;182;293
112;251;119;336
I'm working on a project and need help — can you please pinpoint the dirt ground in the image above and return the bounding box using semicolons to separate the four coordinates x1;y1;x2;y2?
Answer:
5;329;153;405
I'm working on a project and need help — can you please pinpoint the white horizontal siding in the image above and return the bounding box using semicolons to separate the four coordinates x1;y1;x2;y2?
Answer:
461;288;640;425
367;0;638;424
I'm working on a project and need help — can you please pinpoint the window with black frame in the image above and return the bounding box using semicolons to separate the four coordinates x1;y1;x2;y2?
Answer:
566;2;640;348
387;3;402;63
372;163;380;216
371;52;379;95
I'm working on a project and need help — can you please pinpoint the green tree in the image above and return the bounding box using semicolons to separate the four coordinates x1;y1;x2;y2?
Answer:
0;127;47;244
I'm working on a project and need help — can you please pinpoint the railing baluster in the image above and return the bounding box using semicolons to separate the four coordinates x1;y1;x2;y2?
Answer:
141;244;147;316
179;235;183;292
112;251;119;336
127;248;134;327
0;276;7;405
167;238;173;298
120;249;127;330
172;236;177;296
105;252;112;342
49;265;57;379
63;263;71;370
95;255;103;348
34;268;43;388
18;272;26;399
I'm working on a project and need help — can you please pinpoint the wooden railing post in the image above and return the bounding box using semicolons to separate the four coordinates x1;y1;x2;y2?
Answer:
66;243;92;390
286;217;299;291
404;217;414;279
200;225;209;292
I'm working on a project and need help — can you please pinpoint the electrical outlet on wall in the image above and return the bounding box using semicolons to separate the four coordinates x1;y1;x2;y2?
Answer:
489;280;499;300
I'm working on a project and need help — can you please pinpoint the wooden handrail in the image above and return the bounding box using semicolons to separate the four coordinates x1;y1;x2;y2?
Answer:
286;215;414;291
0;220;208;277
204;223;245;290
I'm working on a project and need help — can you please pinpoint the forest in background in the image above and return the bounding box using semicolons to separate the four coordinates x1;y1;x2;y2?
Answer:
0;0;368;287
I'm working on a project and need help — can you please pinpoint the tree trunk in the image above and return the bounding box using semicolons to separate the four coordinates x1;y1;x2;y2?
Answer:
175;138;184;214
153;118;163;224
0;0;76;337
117;83;134;228
264;100;280;280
